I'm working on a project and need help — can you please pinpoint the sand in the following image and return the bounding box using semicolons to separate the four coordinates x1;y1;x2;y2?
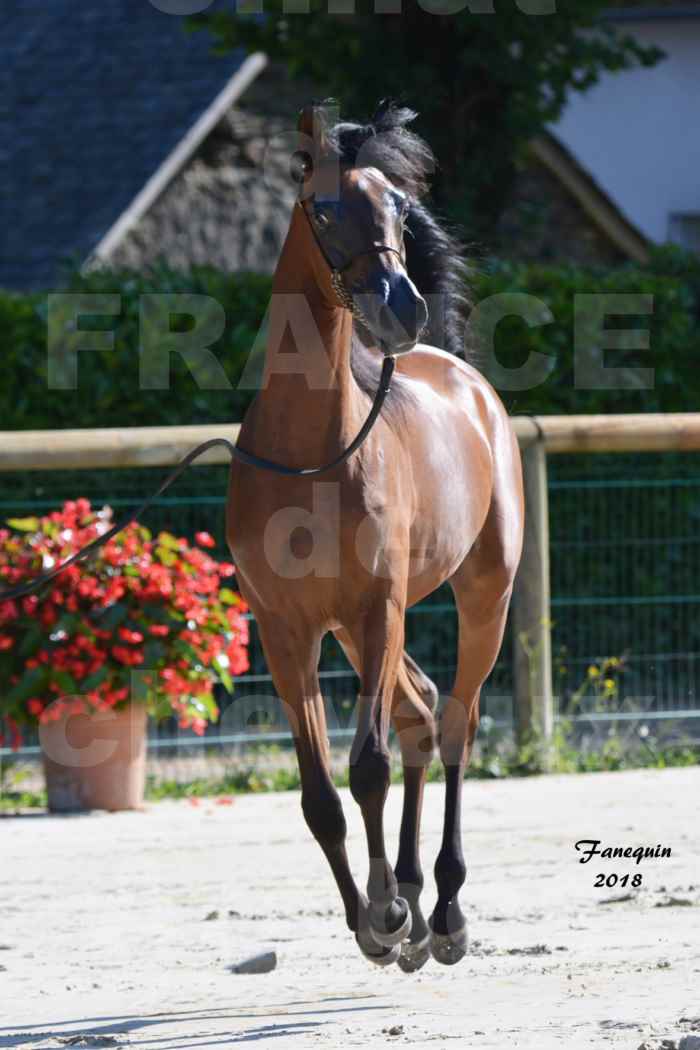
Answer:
1;766;699;1049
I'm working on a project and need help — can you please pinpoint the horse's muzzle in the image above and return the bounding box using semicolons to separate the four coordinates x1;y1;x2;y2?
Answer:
355;270;428;355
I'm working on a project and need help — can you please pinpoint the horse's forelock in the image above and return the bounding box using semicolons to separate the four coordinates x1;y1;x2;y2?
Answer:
311;102;470;361
328;108;433;200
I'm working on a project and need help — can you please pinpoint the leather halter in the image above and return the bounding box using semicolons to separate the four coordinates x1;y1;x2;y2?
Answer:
297;200;406;321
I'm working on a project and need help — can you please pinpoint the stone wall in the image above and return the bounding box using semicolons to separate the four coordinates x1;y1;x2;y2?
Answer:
107;66;629;275
496;154;628;267
106;64;313;274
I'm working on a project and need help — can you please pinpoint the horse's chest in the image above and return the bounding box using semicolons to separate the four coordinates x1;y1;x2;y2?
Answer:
227;472;374;592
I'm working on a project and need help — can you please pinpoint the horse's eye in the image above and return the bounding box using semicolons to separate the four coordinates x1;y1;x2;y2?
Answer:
290;150;312;185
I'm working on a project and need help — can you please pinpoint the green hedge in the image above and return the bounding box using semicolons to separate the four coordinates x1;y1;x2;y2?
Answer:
2;246;699;430
475;245;700;416
0;266;271;431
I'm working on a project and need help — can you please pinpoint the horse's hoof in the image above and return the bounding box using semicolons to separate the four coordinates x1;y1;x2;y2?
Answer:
429;922;468;966
369;896;412;947
397;933;431;973
355;930;400;967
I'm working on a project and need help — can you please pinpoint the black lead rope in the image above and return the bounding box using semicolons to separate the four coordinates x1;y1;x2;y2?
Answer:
0;355;396;602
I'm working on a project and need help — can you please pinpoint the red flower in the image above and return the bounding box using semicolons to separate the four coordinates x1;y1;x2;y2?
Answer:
1;600;19;621
118;627;144;645
225;638;250;675
77;577;100;599
1;499;249;735
112;645;144;666
194;531;216;549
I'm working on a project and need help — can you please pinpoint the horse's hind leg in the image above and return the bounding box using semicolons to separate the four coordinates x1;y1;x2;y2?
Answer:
430;576;511;964
430;504;522;965
391;653;437;972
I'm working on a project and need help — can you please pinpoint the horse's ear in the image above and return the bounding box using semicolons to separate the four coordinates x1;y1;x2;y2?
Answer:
297;101;335;154
297;104;317;141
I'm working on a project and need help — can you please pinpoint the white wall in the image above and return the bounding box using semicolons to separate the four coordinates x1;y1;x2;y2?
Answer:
552;16;700;245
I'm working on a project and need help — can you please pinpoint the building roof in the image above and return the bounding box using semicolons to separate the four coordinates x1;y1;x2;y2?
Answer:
0;0;262;290
101;64;304;278
529;133;651;264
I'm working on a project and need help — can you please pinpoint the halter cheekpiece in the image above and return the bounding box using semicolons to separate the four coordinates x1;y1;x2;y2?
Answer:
298;200;405;323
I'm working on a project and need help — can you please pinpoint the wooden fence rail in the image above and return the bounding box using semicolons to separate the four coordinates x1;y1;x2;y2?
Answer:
3;413;700;473
3;413;700;748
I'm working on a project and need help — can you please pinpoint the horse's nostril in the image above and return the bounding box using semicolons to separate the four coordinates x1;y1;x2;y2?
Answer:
379;303;397;328
356;271;427;347
387;292;427;340
416;297;428;331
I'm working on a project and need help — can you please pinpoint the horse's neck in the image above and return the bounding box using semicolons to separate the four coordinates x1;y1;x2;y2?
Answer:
253;213;363;462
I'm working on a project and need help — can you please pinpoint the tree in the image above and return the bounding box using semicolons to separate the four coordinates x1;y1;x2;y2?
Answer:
191;2;662;238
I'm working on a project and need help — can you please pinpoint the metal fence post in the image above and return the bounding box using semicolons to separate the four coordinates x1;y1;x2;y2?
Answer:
512;436;554;746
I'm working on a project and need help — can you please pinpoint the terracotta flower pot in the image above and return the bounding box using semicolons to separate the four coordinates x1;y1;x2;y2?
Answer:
40;703;147;813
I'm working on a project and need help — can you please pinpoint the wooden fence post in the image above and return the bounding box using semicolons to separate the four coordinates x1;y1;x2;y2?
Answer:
512;437;554;747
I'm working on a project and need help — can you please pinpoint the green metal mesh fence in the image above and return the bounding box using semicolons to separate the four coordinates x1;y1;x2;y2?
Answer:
2;450;699;754
549;452;700;721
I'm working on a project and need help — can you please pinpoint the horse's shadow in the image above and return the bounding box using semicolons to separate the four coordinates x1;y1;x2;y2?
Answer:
0;997;387;1048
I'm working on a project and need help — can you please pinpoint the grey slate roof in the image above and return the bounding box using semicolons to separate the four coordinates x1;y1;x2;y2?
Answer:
1;0;245;290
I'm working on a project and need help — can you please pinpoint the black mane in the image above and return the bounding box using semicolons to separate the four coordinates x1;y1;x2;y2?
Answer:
328;101;470;359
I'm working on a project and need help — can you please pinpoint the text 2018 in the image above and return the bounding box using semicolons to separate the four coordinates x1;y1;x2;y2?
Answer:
593;873;643;888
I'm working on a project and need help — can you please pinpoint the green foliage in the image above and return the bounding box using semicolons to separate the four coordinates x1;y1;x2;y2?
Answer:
2;250;699;431
473;250;700;417
0;762;45;811
190;2;661;233
1;726;696;811
0;265;270;432
143;766;302;799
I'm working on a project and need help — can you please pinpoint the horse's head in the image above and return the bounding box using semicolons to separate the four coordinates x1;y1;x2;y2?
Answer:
295;104;429;355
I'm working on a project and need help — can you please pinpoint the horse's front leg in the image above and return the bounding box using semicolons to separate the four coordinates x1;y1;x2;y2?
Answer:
255;613;397;966
333;631;437;971
347;593;412;949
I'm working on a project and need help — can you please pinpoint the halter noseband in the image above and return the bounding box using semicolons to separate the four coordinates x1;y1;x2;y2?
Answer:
297;200;406;321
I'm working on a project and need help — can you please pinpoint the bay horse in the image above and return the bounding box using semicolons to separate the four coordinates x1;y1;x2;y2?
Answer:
226;102;524;971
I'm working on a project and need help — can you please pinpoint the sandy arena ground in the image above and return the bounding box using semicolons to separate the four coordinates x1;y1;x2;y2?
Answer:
1;767;699;1050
